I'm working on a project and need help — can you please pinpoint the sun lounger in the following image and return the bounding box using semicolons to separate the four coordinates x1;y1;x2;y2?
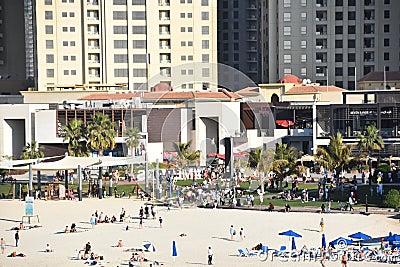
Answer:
238;249;247;257
246;248;257;257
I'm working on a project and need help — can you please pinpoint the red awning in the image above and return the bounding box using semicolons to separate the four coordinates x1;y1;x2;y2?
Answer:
276;120;294;128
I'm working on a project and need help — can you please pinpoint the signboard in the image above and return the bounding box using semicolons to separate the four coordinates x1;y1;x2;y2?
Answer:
25;197;34;216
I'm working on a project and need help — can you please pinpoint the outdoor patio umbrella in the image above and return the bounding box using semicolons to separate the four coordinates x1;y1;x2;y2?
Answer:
329;237;353;249
143;241;156;252
172;241;178;257
278;230;302;238
348;232;372;240
322;234;326;249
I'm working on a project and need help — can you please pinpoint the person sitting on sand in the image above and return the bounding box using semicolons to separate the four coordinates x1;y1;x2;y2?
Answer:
111;215;117;223
117;240;123;247
266;203;274;212
65;226;70;233
251;243;263;251
70;223;77;233
284;203;291;212
179;233;187;237
19;222;24;230
45;243;54;252
8;251;26;257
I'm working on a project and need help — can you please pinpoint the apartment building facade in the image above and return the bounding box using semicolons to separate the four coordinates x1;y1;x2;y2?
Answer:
267;0;400;89
33;0;217;91
217;0;267;86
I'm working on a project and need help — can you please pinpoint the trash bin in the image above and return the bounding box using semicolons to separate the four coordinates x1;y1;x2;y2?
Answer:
236;198;241;207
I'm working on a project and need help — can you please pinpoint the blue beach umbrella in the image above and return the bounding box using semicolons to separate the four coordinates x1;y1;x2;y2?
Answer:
330;237;353;248
322;234;326;249
291;237;296;250
172;241;178;257
386;234;400;247
143;241;156;252
278;230;302;238
348;232;372;240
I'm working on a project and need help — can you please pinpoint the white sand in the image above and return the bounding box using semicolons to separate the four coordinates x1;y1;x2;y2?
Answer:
0;198;399;267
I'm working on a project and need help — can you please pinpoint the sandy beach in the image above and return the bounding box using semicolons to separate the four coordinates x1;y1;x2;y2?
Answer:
0;198;399;267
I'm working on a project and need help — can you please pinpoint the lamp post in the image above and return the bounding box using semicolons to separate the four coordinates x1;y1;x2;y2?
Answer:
365;194;368;213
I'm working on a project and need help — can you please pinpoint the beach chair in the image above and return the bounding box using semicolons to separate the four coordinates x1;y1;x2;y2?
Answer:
273;246;287;256
246;248;257;257
238;249;247;257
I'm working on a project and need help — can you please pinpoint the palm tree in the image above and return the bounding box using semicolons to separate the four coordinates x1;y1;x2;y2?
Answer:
173;141;200;180
124;127;141;156
256;148;275;193
317;132;353;177
87;112;117;156
21;141;44;159
358;123;384;175
248;147;263;169
62;119;89;157
271;143;299;190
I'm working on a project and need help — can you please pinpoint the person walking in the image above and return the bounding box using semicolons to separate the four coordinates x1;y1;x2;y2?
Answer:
229;225;235;240
159;217;163;228
14;231;19;247
320;218;325;232
348;196;354;211
207;246;213;265
239;228;245;240
1;238;6;254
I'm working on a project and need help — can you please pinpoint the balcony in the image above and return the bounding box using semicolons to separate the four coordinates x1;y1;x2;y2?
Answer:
159;17;170;21
160;59;171;64
159;1;170;6
316;73;325;77
159;31;170;35
247;4;256;10
88;31;99;35
247;15;257;20
89;46;100;50
87;0;98;5
160;46;170;49
88;16;99;21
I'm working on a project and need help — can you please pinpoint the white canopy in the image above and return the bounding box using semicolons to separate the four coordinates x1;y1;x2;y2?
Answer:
11;155;145;171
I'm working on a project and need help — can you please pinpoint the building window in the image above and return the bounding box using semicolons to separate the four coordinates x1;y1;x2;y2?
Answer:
301;68;307;76
301;12;307;21
114;69;128;77
301;54;307;62
71;56;76;61
233;43;239;50
114;40;127;48
188;27;192;32
45;11;53;20
348;25;356;34
335;0;343;6
181;27;185;32
132;26;146;34
181;55;186;61
283;55;292;63
348;53;356;62
114;54;128;63
283;26;291;36
234;53;239;61
201;0;208;6
133;54;147;63
180;13;185;18
384;10;390;19
348;67;355;75
63;41;68;46
113;0;125;4
348;11;356;20
181;41;186;46
132;11;146;20
188;69;193;75
46;54;54;63
45;25;53;34
188;84;193;89
234;32;239;40
384;53;389;60
335;54;343;62
301;0;306;6
384;39;389;47
62;12;67;17
113;11;127;20
335;26;343;34
132;0;145;4
62;27;68;32
201;12;209;20
132;40;146;49
64;70;69;75
335;12;343;20
202;40;209;49
335;67;343;76
181;84;187;89
384;24;390;32
181;69;186;75
188;55;193;61
348;0;356;6
202;68;210;77
301;40;307;48
188;41;193;46
283;0;291;8
71;70;76;75
283;40;291;49
233;22;239;30
46;69;54;77
202;26;209;35
301;26;307;35
45;0;52;5
384;0;390;4
70;41;75;46
69;12;75;17
284;68;291;74
46;40;54;49
63;56;68;61
187;13;192;18
113;26;127;34
348;39;356;48
335;40;343;48
283;13;291;22
70;27;75;32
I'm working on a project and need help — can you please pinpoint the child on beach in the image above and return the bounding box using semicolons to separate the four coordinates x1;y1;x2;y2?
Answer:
158;217;163;228
1;238;5;254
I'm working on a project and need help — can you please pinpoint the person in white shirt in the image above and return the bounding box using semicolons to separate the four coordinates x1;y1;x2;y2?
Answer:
207;246;213;265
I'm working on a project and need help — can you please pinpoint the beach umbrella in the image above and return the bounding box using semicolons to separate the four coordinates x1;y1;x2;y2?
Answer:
172;241;178;257
386;234;400;246
143;241;156;252
322;234;326;249
330;237;353;249
291;237;296;250
348;232;372;240
278;230;302;238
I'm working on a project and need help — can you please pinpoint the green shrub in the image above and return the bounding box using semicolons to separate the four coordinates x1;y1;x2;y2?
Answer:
384;189;400;208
